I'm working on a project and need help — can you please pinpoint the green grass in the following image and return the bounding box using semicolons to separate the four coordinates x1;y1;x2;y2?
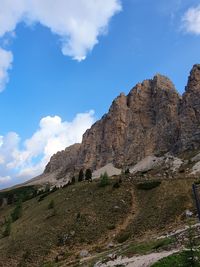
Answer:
0;177;197;267
126;179;195;238
0;179;132;267
121;237;175;257
152;251;200;267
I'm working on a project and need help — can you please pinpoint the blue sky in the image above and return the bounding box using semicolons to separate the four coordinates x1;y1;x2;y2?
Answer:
0;0;200;188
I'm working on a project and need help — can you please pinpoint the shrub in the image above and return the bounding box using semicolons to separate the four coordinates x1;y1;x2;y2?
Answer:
11;200;22;222
107;224;116;230
48;200;55;209
116;232;130;243
113;181;120;189
99;172;110;187
136;181;161;190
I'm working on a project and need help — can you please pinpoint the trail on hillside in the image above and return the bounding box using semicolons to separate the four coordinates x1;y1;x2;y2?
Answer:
102;187;137;245
79;188;138;265
113;188;137;236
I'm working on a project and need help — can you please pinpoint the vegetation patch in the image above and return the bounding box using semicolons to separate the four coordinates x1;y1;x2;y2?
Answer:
2;218;11;237
152;250;200;267
136;180;161;190
116;232;131;243
121;237;175;257
11;200;22;222
99;172;110;187
0;178;132;266
0;177;196;266
107;223;116;230
0;185;37;205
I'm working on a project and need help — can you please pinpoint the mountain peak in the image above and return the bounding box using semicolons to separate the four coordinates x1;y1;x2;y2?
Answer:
186;64;200;92
24;64;200;186
152;73;176;92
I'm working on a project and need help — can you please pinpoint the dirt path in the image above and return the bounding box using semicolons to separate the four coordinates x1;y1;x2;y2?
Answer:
89;187;137;249
80;188;137;264
112;188;137;237
96;249;179;267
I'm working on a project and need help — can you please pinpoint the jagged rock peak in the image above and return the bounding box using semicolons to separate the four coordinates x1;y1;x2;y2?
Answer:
152;73;177;92
186;64;200;92
127;73;178;99
109;92;127;111
42;65;200;182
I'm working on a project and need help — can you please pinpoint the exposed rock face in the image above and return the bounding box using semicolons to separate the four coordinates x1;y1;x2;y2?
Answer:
177;64;200;152
44;65;200;178
44;143;81;174
75;74;181;169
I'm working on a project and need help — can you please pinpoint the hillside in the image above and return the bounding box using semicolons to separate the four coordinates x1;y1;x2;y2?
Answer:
0;174;197;267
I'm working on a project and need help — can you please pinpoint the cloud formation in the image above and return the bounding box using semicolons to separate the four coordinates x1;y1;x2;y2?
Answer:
0;0;121;60
0;111;95;188
0;1;121;90
182;5;200;34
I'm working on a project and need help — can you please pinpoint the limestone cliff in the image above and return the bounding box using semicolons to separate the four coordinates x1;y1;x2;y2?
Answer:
44;65;200;178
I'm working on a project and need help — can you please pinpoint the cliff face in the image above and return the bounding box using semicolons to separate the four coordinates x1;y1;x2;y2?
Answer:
178;65;200;152
44;143;81;174
76;74;180;170
44;65;200;176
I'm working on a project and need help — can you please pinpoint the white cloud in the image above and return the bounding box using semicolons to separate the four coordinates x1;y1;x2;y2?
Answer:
0;0;121;61
182;5;200;34
0;0;121;90
0;111;95;187
0;176;11;185
0;48;13;92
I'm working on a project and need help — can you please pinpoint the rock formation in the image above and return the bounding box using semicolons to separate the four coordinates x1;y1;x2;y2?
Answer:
177;64;200;152
44;64;200;180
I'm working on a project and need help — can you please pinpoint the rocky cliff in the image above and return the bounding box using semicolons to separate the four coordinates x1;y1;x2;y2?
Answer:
44;65;200;179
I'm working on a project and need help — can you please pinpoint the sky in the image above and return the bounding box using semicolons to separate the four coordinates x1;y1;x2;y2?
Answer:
0;0;200;189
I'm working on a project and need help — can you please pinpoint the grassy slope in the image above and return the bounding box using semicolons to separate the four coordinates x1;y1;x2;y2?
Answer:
125;178;195;240
0;179;132;267
152;251;200;267
0;177;197;267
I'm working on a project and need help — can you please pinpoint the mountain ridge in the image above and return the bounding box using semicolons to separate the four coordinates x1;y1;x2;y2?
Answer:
20;64;200;187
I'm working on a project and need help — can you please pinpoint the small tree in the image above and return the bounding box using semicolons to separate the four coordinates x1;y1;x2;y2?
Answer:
85;168;92;181
3;218;11;237
99;172;110;187
11;200;22;222
78;169;84;182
